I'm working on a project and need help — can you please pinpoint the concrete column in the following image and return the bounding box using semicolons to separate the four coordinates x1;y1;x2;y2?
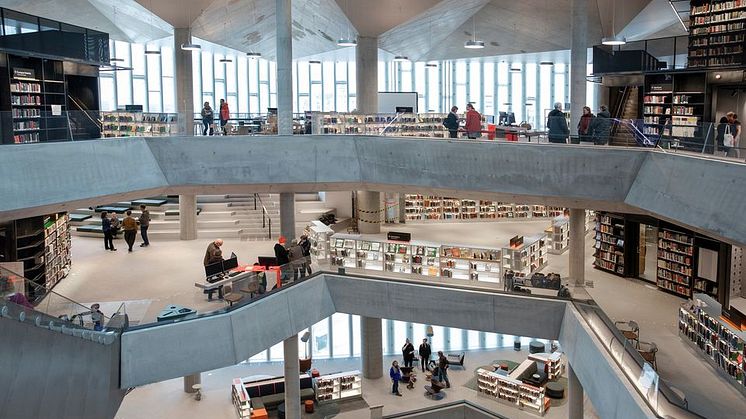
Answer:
361;316;383;379
280;192;295;240
356;36;378;114
398;194;406;224
568;362;584;419
283;335;300;419
174;28;195;136
569;208;585;287
357;191;381;234
570;0;589;136
276;0;293;135
183;372;201;393
178;194;197;240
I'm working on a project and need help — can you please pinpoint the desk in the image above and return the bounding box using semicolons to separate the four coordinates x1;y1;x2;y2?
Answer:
194;270;253;300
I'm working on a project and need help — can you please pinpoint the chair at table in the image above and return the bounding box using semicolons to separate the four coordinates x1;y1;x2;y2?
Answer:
638;341;658;370
222;284;243;307
240;280;260;298
614;320;640;349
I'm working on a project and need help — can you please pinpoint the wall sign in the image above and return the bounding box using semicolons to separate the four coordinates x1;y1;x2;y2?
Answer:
13;68;35;80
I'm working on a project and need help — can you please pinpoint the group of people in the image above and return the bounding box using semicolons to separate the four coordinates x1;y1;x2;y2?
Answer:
715;111;742;158
547;102;612;144
100;205;151;252
200;99;230;136
273;235;312;281
442;103;483;139
389;337;451;396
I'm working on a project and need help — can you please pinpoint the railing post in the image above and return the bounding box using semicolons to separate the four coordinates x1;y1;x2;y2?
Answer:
268;220;272;240
262;212;266;229
254;193;257;211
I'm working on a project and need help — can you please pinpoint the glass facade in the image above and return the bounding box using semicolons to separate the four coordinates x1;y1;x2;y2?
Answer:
100;37;590;128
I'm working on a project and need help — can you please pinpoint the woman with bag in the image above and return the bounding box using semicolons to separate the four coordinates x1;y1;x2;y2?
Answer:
725;112;742;158
715;116;729;154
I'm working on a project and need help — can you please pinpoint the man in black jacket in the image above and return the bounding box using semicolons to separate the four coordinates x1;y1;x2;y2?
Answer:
298;234;312;275
592;105;612;145
443;106;459;138
547;102;569;143
402;338;415;368
418;338;431;372
274;236;290;282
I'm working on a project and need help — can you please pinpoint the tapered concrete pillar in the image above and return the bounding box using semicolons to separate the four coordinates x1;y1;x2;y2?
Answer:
570;0;589;136
568;363;584;419
280;192;295;240
283;335;300;419
276;0;293;135
174;29;195;136
357;191;381;234
179;194;197;240
361;316;383;379
569;208;585;286
356;36;378;114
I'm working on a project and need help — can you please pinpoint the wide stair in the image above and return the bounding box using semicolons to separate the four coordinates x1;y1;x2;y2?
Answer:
610;86;640;147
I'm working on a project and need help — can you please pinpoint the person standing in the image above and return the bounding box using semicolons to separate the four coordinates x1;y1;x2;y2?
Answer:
288;239;305;280
593;105;611;145
122;210;138;252
389;360;402;396
298;234;312;275
443;106;460;139
203;239;224;266
547;102;569;143
138;204;151;247
437;351;450;388
101;211;116;251
578;106;594;143
274;236;290;282
418;338;431;372
201;102;214;136
110;212;121;238
402;338;415;368
219;99;230;135
465;103;482;139
716;116;729;154
726;112;742;158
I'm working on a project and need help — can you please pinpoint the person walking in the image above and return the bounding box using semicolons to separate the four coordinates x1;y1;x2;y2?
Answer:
578;106;594;143
725;112;742;158
389;360;403;396
437;351;450;388
465;103;482;139
219;99;230;135
402;338;415;368
443;106;460;138
418;338;431;372
593;105;611;145
122;210;138;252
547;102;569;143
101;211;116;251
138;204;151;247
201;102;214;136
298;234;312;275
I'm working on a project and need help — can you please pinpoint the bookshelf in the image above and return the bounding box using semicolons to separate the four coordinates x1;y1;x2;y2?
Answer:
404;194;566;222
689;0;746;68
385;242;412;274
315;370;362;403
306;221;334;264
411;243;440;277
43;213;71;290
549;217;570;255
231;378;252;418
330;234;357;269
657;228;695;297
528;351;564;380
476;368;550;415
441;245;502;282
357;239;384;271
101;111;178;137
678;294;746;396
503;235;548;277
593;213;626;276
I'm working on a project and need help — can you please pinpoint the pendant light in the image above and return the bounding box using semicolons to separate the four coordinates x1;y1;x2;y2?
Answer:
246;52;262;58
425;63;438;68
601;1;626;46
246;2;261;58
144;1;161;54
219;57;233;63
539;61;554;66
337;0;357;46
464;16;484;49
424;15;437;68
181;7;201;51
393;56;409;62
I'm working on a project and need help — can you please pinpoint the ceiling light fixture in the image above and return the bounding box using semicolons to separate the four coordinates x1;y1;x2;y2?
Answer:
510;67;521;72
425;62;438;68
144;49;161;55
181;6;201;51
246;52;262;58
144;1;161;55
602;1;626;46
539;61;554;66
309;60;322;64
393;55;409;62
337;0;357;47
464;16;485;49
219;57;233;63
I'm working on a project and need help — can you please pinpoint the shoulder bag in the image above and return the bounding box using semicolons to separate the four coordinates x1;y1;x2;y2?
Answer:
724;124;735;148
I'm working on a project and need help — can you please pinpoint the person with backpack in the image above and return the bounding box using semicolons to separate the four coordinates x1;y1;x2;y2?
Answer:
443;106;459;138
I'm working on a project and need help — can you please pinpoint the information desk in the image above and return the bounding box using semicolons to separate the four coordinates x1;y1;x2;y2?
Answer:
194;265;281;300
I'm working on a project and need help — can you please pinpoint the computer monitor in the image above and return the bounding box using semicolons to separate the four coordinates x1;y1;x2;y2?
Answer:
257;256;278;268
223;254;238;271
205;260;224;278
499;112;508;125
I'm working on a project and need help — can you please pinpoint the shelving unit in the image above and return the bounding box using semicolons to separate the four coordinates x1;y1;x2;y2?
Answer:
411;243;440;276
476;368;550;415
549;217;569;254
231;378;252;418
404;194;566;222
101;111;178;137
330;234;358;268
307;221;334;263
503;234;548;277
657;228;695;298
9;78;42;143
357;239;384;271
43;213;71;290
528;352;564;380
593;213;626;276
689;0;746;68
315;370;362;403
678;294;746;396
385;242;412;274
441;245;502;282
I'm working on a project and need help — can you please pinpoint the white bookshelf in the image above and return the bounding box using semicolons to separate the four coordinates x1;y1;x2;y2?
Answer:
230;378;252;418
528;351;564;380
307;221;334;263
441;245;502;282
315;370;362;403
330;233;358;268
549;217;569;255
476;367;549;415
356;239;384;271
503;234;549;277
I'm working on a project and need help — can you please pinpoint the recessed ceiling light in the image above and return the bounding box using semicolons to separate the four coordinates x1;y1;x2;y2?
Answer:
181;43;201;51
337;38;357;47
246;52;262;58
539;61;554;66
464;40;485;49
601;36;626;46
393;56;409;62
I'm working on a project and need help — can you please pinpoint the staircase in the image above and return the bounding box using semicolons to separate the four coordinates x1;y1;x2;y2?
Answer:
610;86;640;147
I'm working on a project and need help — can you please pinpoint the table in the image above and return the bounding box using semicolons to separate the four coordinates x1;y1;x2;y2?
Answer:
546;381;565;399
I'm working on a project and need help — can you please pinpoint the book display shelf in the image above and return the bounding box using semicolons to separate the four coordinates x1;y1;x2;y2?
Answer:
311;112;448;136
476;368;550;415
549;217;569;255
330;234;357;269
404;194;564;222
679;294;746;396
411;243;441;276
306;221;334;263
441;245;501;282
231;378;252;418
657;228;695;298
528;352;564;380
689;0;746;68
101;111;178;137
315;370;362;403
385;242;412;274
503;234;549;277
43;213;71;290
593;213;626;276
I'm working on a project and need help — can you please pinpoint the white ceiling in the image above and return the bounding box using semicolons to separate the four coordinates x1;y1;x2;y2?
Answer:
0;0;687;61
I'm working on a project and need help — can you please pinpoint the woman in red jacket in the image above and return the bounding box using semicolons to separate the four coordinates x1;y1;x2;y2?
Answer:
219;99;230;135
465;103;482;139
578;106;594;143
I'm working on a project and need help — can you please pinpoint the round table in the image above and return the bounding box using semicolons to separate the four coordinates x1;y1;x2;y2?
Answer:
529;341;545;354
546;381;565;399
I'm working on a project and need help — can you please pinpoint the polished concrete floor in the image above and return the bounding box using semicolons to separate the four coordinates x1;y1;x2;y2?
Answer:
55;220;746;418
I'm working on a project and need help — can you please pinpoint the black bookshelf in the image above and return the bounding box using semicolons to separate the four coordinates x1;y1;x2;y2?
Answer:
593;213;627;276
689;0;746;69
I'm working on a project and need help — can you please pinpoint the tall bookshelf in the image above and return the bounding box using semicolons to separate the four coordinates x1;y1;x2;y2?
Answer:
43;213;71;290
689;0;746;68
657;228;695;298
593;213;626;276
403;194;565;222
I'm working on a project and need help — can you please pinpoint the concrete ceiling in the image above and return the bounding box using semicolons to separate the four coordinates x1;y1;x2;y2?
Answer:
134;0;213;29
333;0;441;37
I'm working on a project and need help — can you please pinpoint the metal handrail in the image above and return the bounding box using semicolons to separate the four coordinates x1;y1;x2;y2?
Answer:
253;193;272;239
67;95;102;129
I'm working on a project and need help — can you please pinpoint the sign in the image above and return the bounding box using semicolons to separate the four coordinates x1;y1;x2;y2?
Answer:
387;231;411;242
13;68;35;80
125;104;143;112
51;105;62;116
650;84;672;92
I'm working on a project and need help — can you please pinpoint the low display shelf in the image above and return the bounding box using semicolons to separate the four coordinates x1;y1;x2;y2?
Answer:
678;294;746;396
306;221;334;263
503;234;548;277
315;370;362;403
549;217;569;255
101;111;178;137
404;195;564;222
476;367;550;415
231;378;252;418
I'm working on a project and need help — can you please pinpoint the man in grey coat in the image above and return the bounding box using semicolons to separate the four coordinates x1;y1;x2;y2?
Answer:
547;102;569;144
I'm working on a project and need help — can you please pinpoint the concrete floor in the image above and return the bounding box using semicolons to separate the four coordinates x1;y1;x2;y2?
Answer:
55;221;746;418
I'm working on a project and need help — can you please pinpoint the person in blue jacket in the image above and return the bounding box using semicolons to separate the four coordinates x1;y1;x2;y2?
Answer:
389;360;402;396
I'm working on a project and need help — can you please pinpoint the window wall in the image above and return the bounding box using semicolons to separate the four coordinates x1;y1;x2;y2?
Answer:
100;37;586;128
